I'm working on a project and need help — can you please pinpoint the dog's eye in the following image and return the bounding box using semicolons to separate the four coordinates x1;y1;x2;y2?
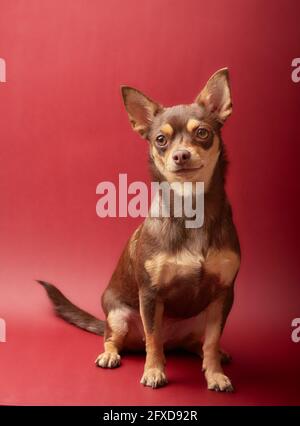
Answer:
196;127;209;140
156;135;167;147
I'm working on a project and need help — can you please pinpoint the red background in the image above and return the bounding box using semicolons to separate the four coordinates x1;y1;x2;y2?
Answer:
0;0;300;405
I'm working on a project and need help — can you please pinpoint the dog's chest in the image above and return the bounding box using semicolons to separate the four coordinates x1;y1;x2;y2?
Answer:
144;247;218;317
144;248;204;288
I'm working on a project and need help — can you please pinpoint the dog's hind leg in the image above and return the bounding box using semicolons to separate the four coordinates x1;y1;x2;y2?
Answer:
185;341;232;365
219;349;232;364
95;306;131;368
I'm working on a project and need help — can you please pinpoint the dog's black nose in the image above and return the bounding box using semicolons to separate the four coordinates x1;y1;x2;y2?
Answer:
172;150;191;165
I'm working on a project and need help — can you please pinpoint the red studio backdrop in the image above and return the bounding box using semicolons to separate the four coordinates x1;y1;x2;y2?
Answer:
0;0;300;405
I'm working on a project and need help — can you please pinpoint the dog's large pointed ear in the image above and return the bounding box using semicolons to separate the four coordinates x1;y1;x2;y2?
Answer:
195;68;232;124
121;86;162;139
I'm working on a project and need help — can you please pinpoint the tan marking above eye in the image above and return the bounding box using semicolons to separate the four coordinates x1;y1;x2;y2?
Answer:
186;119;201;133
160;123;174;137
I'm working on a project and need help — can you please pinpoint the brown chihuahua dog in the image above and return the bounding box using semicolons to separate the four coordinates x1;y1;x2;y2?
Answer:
39;68;240;392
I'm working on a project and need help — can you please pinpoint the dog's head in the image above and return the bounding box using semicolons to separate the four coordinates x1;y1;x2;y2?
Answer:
121;68;232;189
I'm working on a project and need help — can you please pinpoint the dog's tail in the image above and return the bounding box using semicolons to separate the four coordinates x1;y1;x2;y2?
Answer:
37;280;105;336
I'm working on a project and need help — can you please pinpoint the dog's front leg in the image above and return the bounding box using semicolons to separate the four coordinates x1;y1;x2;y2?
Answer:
202;289;234;392
139;289;167;388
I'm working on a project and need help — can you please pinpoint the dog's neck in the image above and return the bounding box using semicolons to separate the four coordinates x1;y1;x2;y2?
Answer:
146;145;230;253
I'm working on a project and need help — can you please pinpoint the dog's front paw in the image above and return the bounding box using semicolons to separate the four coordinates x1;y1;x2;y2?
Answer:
206;372;234;392
140;368;168;388
95;352;121;368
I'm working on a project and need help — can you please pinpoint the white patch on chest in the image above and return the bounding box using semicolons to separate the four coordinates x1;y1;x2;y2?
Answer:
145;249;204;287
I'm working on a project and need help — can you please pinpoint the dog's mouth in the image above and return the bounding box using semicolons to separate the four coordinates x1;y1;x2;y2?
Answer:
172;165;203;174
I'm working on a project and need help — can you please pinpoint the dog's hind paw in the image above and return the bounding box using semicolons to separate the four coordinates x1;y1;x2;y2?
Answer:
95;352;121;368
140;368;168;388
220;349;232;365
